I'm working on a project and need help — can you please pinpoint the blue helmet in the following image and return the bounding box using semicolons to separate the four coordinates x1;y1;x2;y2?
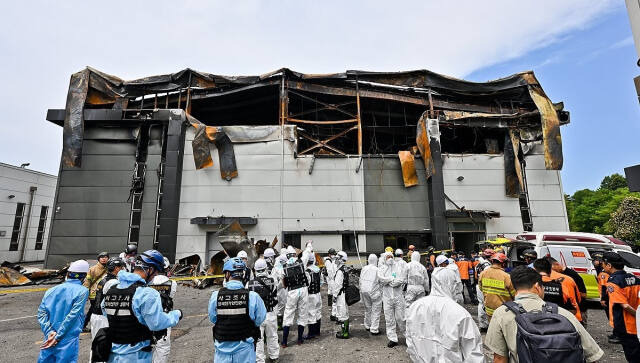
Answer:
223;257;246;278
136;249;165;272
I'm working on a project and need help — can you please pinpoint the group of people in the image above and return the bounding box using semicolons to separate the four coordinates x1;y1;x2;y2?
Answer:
35;241;640;363
37;245;181;363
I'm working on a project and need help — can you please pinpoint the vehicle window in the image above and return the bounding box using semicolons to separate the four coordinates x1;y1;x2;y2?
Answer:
618;251;640;269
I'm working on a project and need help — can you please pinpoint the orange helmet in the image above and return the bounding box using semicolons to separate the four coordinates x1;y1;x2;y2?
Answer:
491;253;508;263
408;245;415;251
482;249;495;258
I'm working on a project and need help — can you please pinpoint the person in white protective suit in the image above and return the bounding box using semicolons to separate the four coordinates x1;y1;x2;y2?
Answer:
405;263;485;363
431;256;464;305
405;250;430;309
446;257;464;304
263;248;276;272
360;254;383;335
274;250;288;330
475;249;494;331
149;257;178;363
378;251;408;347
303;252;323;339
248;258;280;363
281;246;310;347
334;251;351;339
324;248;338;322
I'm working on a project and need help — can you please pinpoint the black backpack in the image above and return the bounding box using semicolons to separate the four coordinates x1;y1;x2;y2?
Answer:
503;301;585;363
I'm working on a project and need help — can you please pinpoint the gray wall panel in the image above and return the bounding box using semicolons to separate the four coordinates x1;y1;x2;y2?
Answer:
50;219;130;237
82;140;137;155
363;158;430;232
57;187;132;203
54;202;156;220
49;236;127;254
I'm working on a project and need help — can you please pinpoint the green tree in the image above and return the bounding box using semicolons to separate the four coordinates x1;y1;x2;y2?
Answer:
565;174;638;235
600;173;627;191
608;196;640;246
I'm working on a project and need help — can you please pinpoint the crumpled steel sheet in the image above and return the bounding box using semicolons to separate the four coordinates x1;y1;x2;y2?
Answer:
521;73;563;170
188;115;238;179
416;114;436;180
0;267;31;286
504;132;521;198
398;150;419;188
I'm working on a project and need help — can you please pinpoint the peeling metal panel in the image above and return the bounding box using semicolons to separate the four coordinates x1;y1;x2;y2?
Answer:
504;132;520;198
416;114;436;179
398;151;419;188
509;130;525;192
521;73;563;170
62;69;89;167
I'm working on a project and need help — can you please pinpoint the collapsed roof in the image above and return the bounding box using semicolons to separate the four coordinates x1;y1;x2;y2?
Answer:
58;67;567;174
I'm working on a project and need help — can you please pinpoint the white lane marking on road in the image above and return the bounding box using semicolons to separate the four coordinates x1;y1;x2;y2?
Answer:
0;314;37;323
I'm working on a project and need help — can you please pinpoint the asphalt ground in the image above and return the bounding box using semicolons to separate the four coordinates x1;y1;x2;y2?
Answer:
0;283;628;362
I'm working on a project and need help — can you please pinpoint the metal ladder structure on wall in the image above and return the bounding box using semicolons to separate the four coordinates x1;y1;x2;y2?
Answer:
127;162;147;244
519;160;533;232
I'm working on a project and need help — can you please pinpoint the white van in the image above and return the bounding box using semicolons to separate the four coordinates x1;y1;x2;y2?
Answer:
513;231;638;299
515;231;633;252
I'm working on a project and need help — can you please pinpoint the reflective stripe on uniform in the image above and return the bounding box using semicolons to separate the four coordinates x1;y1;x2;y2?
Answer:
482;278;505;289
104;308;131;316
217;308;247;316
481;287;512;298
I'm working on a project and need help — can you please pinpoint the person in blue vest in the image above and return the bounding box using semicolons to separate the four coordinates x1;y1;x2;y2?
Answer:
102;250;182;362
37;260;90;363
209;257;267;362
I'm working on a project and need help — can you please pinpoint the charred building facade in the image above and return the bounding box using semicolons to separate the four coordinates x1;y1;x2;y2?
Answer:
44;68;569;268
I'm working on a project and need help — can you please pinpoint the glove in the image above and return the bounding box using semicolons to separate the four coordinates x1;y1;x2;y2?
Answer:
176;309;184;321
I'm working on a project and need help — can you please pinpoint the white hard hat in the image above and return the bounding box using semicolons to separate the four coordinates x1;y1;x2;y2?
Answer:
435;255;448;266
286;246;296;255
237;250;248;259
68;260;90;273
254;258;268;271
308;253;316;262
337;251;348;262
264;248;275;258
395;249;403;256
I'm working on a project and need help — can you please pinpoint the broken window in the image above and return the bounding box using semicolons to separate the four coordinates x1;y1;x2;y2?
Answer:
10;203;25;251
341;233;358;252
439;127;506;154
383;233;431;251
35;206;48;250
284;233;301;249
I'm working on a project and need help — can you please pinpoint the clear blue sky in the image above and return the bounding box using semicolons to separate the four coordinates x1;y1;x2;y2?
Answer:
468;6;640;194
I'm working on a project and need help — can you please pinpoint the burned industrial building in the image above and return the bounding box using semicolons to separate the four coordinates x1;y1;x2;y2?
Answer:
43;67;570;268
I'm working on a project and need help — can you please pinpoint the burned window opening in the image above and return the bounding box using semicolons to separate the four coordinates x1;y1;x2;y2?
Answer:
439;126;507;154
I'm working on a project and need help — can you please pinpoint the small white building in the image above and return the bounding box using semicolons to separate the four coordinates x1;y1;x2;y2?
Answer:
0;162;57;263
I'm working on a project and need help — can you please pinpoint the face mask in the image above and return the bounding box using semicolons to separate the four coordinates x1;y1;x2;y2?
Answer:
288;257;297;264
386;258;394;265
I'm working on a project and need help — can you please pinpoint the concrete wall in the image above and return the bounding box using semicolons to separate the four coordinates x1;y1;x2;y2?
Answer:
442;143;568;238
176;126;366;263
0;163;57;262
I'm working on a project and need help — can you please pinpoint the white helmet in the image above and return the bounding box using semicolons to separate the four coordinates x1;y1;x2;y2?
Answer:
254;258;268;271
308;253;316;263
286;246;297;256
264;248;275;258
237;250;248;259
337;251;348;262
68;260;90;273
395;249;403;257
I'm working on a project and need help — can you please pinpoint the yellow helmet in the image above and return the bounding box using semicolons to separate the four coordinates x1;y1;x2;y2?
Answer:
385;246;393;253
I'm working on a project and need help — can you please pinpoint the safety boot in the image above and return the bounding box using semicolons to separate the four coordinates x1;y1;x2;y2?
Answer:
335;319;350;339
277;315;283;331
297;325;305;344
281;326;289;348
